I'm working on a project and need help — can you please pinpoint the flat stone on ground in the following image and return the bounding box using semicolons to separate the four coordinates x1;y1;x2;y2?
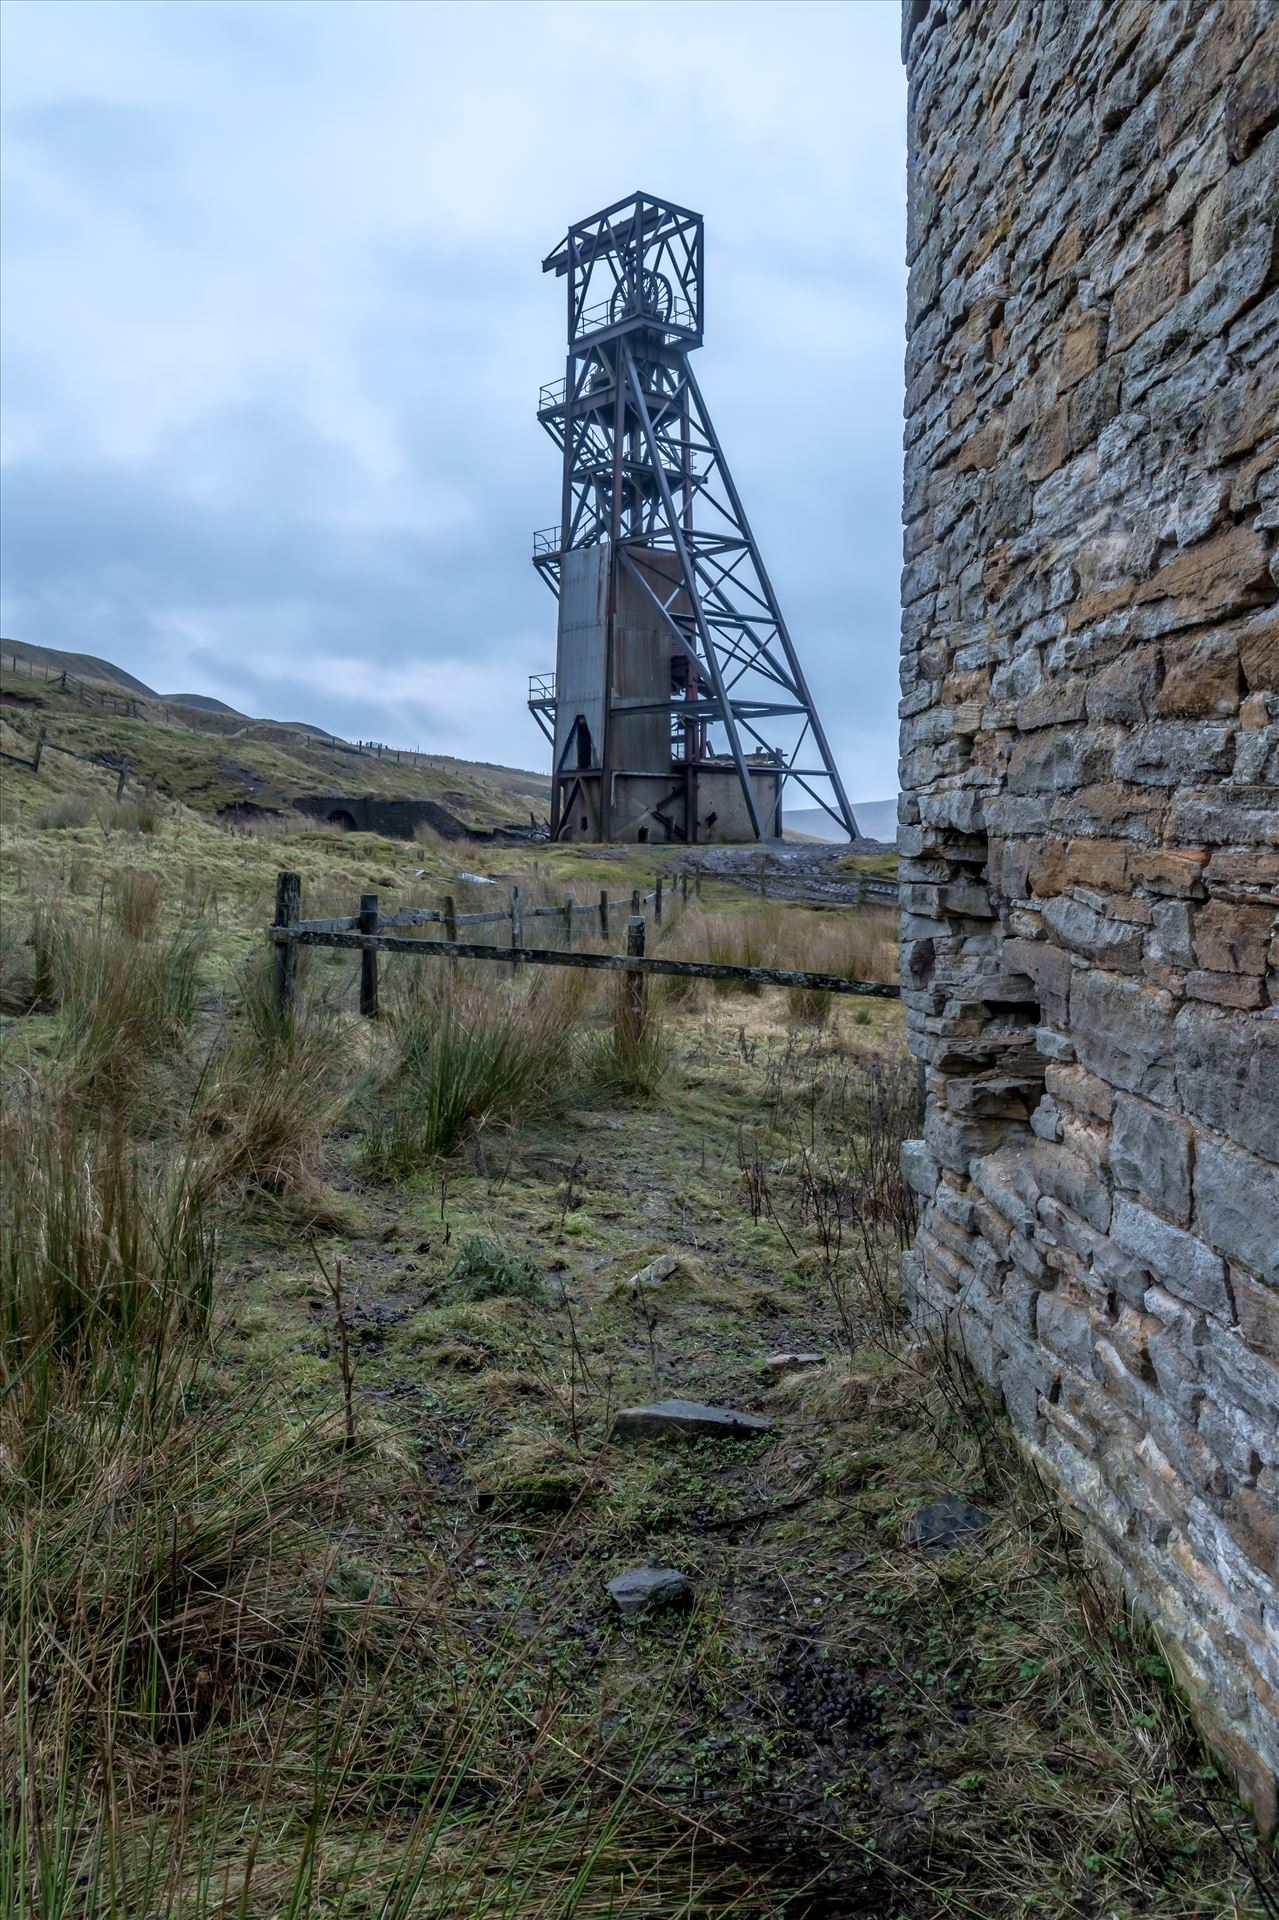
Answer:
906;1495;992;1554
764;1352;825;1373
627;1254;680;1289
613;1398;772;1438
606;1564;694;1616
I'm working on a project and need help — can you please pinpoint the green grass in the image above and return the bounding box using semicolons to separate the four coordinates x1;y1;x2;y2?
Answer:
0;766;1271;1919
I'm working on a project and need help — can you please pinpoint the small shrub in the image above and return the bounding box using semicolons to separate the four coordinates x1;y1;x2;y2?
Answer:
449;1232;544;1303
34;792;94;831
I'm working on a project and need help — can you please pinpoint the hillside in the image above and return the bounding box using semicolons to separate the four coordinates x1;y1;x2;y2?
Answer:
0;642;550;834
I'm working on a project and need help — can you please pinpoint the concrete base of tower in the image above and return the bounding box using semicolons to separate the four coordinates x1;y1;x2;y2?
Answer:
553;761;782;844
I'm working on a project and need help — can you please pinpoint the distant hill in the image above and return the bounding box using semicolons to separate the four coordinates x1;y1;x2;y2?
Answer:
787;799;898;846
165;692;246;717
1;637;158;699
0;637;551;831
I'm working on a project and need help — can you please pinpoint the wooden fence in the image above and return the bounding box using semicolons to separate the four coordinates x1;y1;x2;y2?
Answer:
267;871;901;1019
0;716;135;795
0;650;142;718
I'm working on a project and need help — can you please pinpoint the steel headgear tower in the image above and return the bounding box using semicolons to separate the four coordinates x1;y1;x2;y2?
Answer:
528;192;857;845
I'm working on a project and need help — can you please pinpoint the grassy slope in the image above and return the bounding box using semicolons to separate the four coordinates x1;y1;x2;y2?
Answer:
2;660;550;828
0;766;1268;1917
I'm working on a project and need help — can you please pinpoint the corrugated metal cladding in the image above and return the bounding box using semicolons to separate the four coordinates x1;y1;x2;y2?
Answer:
552;546;609;772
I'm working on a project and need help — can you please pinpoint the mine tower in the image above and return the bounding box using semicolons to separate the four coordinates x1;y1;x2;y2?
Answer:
529;191;857;844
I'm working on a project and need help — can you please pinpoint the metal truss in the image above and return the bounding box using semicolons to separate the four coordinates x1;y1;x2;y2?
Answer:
531;191;857;841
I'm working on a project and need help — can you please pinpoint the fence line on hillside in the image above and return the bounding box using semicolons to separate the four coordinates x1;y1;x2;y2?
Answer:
266;870;901;1020
0;716;136;798
0;650;143;718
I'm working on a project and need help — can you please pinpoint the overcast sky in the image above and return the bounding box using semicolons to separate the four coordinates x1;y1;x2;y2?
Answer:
1;0;907;797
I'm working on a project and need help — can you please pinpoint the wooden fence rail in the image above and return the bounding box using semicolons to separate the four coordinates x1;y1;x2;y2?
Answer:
1;649;142;718
267;872;899;1019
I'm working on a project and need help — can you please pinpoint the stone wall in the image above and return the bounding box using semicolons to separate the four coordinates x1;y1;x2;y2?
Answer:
898;0;1278;1825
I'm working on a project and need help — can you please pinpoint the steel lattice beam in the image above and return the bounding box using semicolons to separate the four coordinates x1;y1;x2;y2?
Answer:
529;193;858;843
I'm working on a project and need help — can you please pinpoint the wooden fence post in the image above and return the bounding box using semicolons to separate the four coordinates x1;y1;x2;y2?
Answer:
563;891;574;948
32;726;45;773
273;871;301;1018
654;874;663;925
510;886;523;971
694;864;702;900
599;888;610;944
758;856;767;899
630;887;641;918
443;894;457;941
359;894;379;1017
622;914;647;1047
115;759;128;802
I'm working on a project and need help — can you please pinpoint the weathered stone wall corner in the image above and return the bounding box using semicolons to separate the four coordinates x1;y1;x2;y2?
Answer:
900;0;1279;1833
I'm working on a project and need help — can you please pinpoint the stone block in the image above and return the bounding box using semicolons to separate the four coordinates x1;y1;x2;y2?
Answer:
1045;1061;1114;1122
1041;892;1145;970
1085;647;1163;726
1194;1133;1279;1286
1224;22;1279;162
1111;1094;1194;1225
1072;968;1176;1104
1193;901;1275;976
1156;629;1242;716
1175;1002;1279;1158
1147;1326;1207;1422
901;1137;940;1199
1133;521;1274;632
1198;1392;1264;1483
1110;230;1188;352
1185;971;1266;1009
1167;786;1279;847
1150;898;1195;968
1112;1195;1231;1318
1130;847;1209;898
1030;1139;1112;1231
1115;721;1237;787
1224;1486;1279;1582
1234;1269;1279;1365
1037;1290;1098;1372
1202;1322;1279;1431
1239;605;1279;698
1007;725;1121;795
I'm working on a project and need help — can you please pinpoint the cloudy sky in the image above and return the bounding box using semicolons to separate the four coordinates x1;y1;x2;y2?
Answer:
1;0;907;797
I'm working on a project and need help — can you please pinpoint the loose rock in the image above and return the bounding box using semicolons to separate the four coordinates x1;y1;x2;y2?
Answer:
627;1253;680;1290
614;1398;772;1439
606;1564;694;1616
765;1351;825;1374
906;1496;991;1555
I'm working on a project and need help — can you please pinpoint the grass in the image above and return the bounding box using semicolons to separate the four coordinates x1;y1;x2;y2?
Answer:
0;769;1272;1918
362;970;582;1174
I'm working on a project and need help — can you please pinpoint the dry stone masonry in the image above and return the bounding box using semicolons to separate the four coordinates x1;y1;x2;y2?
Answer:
898;0;1278;1825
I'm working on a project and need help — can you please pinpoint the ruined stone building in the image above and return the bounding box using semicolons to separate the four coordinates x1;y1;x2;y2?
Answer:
898;0;1278;1825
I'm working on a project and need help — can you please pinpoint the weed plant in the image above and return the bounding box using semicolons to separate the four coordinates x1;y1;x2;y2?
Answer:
450;1231;544;1302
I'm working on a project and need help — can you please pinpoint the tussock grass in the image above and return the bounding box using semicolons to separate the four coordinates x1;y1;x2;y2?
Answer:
450;1231;544;1303
1;1109;215;1372
35;912;206;1111
363;971;580;1173
195;956;350;1203
33;791;95;830
111;864;165;937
